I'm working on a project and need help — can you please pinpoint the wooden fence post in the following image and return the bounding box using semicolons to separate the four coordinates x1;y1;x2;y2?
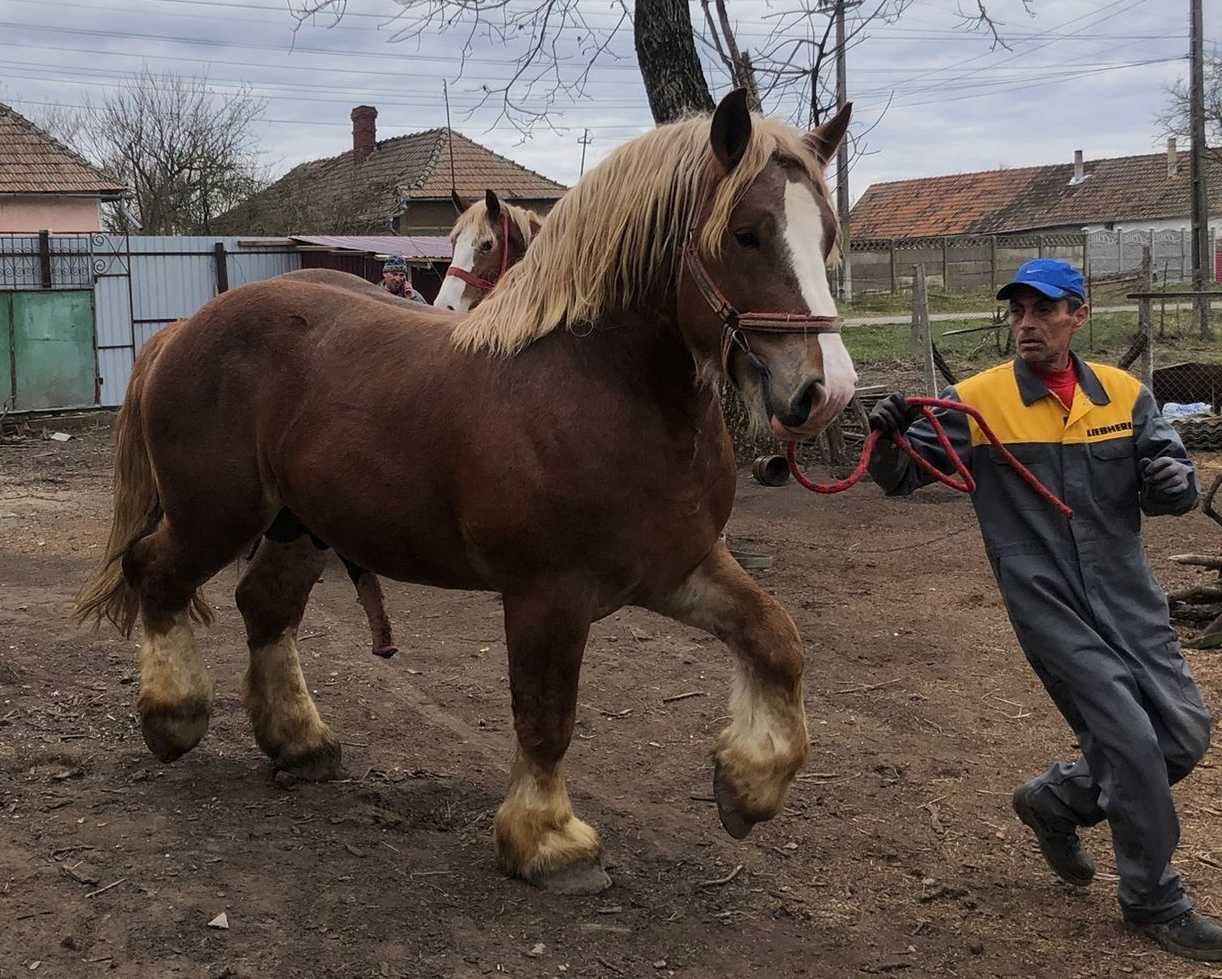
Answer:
1082;234;1089;279
213;241;229;294
911;264;937;397
941;237;950;292
989;235;998;296
1037;235;1045;259
889;238;898;295
1211;226;1218;283
38;230;52;289
1137;245;1154;391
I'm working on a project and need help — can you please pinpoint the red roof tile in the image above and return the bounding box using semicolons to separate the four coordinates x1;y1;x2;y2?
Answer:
215;127;566;235
850;149;1222;239
0;101;126;196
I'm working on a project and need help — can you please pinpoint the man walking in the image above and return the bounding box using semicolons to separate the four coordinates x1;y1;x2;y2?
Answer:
867;259;1219;961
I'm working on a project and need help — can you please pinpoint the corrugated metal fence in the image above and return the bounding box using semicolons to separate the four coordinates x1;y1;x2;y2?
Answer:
1;233;300;410
94;236;299;407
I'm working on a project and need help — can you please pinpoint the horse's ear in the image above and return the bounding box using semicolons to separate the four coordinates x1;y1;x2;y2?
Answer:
710;88;752;173
451;189;470;214
485;189;502;222
807;102;852;165
527;214;543;240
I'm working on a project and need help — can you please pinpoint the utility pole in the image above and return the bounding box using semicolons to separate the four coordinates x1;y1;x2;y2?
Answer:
817;1;860;299
1190;0;1212;338
578;129;592;178
834;0;851;301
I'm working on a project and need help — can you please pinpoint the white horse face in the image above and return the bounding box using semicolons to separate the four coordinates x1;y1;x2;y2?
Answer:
434;218;490;312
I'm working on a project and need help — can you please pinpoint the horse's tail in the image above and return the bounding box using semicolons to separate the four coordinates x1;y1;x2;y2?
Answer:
75;325;211;636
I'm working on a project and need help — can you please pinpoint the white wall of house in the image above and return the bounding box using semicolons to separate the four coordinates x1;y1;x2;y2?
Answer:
0;195;103;233
1081;215;1222;234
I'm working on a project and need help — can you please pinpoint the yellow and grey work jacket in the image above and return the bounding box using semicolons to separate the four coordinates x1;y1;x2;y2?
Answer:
868;355;1198;662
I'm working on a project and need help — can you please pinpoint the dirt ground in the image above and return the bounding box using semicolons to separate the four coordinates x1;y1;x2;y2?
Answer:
5;421;1222;979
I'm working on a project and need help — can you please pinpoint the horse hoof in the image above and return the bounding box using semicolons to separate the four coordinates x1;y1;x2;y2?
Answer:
372;645;398;659
140;697;210;762
713;762;756;840
276;737;344;781
533;860;612;895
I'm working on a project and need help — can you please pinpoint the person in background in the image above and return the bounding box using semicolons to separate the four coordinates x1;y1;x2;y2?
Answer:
380;255;426;303
867;258;1220;962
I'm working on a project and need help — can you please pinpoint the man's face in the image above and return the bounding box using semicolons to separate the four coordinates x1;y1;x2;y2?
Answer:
383;270;406;293
1007;286;1088;371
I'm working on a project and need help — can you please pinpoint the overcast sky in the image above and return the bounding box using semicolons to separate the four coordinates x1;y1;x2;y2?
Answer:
0;0;1211;205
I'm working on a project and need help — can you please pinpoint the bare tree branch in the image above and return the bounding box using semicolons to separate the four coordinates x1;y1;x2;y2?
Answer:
38;69;267;234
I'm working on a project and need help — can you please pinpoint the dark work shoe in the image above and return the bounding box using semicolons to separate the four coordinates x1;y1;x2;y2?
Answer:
1131;911;1222;962
1011;784;1095;886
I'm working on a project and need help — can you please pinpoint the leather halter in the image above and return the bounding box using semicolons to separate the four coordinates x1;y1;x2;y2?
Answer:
682;233;843;376
445;211;513;293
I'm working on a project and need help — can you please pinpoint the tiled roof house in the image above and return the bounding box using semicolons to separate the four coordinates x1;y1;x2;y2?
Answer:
0;101;126;233
851;141;1222;240
214;105;567;236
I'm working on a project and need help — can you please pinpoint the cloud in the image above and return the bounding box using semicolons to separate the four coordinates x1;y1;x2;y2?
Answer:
0;0;1205;203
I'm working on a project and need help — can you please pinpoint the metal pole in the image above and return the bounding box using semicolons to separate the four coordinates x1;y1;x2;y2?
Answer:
1190;0;1212;337
444;80;457;197
834;0;851;301
578;129;592;177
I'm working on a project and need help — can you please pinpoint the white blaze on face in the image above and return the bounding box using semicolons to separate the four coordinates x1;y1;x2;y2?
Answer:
433;224;479;311
781;180;858;429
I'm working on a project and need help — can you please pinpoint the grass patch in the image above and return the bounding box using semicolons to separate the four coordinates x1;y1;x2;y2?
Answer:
845;310;1222;377
844;288;999;317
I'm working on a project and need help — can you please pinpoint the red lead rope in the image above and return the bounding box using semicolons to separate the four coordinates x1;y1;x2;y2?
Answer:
785;396;1073;518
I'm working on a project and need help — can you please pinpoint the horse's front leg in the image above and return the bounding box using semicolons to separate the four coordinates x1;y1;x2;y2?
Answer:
644;543;808;838
494;585;610;894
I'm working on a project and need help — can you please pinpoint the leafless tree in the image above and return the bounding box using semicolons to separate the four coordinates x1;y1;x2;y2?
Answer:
39;69;268;234
1157;54;1222;167
287;0;1034;132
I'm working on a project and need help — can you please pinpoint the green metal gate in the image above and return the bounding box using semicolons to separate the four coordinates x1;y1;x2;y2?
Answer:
1;290;97;411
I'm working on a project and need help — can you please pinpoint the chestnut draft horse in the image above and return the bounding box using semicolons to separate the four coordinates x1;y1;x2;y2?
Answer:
77;90;856;894
434;188;544;313
125;191;545;661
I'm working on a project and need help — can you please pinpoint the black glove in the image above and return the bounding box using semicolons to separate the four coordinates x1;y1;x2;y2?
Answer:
869;393;914;436
1141;456;1191;496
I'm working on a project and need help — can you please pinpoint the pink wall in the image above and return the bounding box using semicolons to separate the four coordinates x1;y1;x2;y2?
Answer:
0;196;103;233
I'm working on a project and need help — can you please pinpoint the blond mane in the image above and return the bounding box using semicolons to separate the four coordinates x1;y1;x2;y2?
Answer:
450;198;541;251
452;113;836;357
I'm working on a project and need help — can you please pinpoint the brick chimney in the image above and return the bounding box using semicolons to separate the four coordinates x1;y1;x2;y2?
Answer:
1168;136;1179;177
1073;149;1083;182
351;105;377;164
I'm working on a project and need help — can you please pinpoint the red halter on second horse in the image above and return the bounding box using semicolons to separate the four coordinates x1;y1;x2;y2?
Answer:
446;211;513;294
785;397;1073;518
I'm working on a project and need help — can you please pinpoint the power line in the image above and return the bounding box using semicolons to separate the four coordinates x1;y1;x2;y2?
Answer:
0;19;642;70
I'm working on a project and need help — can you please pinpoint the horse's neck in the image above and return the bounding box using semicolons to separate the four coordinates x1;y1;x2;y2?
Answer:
551;308;718;422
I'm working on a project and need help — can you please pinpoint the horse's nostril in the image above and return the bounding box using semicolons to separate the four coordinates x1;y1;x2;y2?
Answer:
777;379;822;428
445;305;456;311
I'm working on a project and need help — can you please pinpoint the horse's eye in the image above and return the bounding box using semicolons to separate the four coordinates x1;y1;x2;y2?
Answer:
734;229;760;249
478;240;494;253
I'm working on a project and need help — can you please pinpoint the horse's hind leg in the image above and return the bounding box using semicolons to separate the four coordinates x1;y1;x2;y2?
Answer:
340;558;398;658
643;543;808;840
236;534;341;779
124;521;245;762
494;586;610;894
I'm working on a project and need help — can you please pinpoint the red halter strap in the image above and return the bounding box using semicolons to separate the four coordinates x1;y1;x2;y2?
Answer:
445;211;513;293
682;234;843;376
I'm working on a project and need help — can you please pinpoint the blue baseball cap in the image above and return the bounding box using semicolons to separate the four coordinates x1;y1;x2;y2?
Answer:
997;259;1085;302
